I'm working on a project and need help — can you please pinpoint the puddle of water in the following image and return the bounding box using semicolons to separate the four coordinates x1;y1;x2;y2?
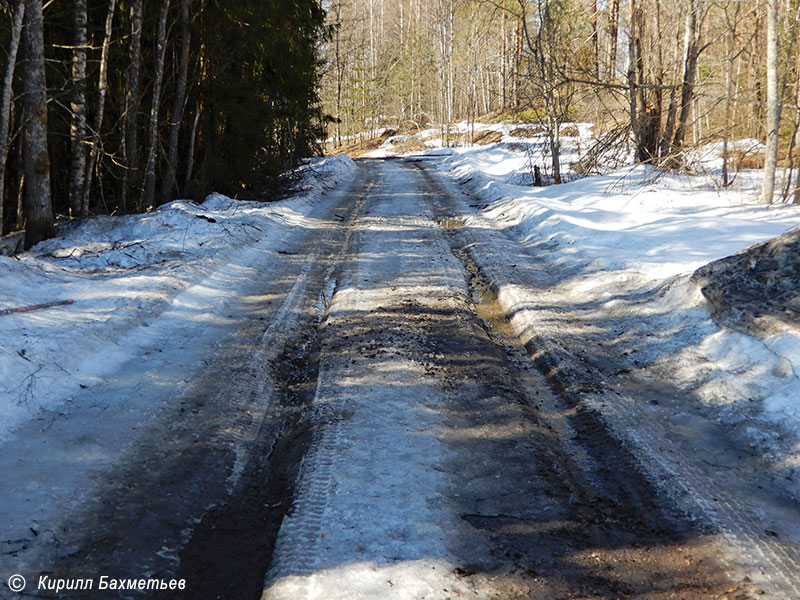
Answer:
454;248;517;339
441;217;466;230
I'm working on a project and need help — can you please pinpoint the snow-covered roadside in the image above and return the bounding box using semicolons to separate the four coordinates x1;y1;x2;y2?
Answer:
364;120;597;183
429;145;800;486
0;155;355;441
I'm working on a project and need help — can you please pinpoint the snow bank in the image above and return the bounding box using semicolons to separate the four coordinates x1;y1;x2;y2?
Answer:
433;141;800;461
0;156;354;440
364;121;597;181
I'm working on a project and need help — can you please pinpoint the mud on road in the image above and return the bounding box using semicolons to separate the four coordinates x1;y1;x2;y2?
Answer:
2;159;786;599
257;159;751;600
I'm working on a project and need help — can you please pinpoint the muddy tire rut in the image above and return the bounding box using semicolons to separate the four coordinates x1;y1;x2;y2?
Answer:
256;159;748;600
5;159;779;599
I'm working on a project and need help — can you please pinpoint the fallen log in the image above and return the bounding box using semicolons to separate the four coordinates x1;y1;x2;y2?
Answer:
0;299;75;317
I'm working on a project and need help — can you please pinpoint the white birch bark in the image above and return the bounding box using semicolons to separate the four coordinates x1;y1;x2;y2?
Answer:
762;0;779;203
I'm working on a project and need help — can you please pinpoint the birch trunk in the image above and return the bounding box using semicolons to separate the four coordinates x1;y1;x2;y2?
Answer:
21;0;54;249
762;0;779;203
591;0;599;78
0;0;25;234
143;0;171;208
794;36;800;202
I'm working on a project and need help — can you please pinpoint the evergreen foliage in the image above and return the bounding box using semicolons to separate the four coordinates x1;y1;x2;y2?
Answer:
0;0;329;238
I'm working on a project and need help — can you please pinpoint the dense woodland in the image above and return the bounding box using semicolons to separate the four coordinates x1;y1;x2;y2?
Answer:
322;0;800;201
0;0;327;247
3;0;800;249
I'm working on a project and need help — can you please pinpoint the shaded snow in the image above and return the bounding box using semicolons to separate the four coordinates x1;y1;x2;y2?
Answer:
0;155;355;441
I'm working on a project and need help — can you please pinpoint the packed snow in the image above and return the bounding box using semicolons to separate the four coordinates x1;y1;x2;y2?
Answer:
0;155;355;441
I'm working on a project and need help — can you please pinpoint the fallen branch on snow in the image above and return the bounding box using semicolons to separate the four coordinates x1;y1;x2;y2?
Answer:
0;299;75;317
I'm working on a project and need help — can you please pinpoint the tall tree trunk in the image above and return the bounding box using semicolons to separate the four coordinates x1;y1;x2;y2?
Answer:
752;7;763;125
0;0;25;235
21;0;53;249
500;11;507;110
549;118;561;184
633;5;654;161
671;0;700;150
513;18;521;107
762;0;779;203
121;0;142;212
160;0;191;204
69;0;88;218
143;0;171;208
659;21;689;159
334;0;342;144
722;4;741;188
722;37;734;186
627;0;640;158
793;32;800;202
82;0;116;218
183;102;200;191
591;0;599;78
607;0;619;78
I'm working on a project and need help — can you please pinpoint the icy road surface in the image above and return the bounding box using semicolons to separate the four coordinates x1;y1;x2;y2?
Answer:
2;159;799;599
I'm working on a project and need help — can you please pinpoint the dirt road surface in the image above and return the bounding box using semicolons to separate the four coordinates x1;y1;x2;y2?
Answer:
2;159;799;599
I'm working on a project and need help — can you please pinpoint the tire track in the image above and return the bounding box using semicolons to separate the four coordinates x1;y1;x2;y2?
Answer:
415;158;800;599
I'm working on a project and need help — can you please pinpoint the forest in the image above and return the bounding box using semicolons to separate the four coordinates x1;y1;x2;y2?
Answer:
2;0;799;249
322;0;798;201
0;0;327;247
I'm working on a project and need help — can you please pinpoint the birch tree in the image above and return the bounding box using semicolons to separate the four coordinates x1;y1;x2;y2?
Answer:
762;0;779;203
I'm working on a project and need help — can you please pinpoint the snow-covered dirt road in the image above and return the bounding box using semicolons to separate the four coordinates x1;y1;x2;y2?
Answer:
3;158;799;599
259;159;748;600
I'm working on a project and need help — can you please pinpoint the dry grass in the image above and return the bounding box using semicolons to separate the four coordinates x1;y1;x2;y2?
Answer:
471;129;503;145
724;148;797;170
389;137;430;153
509;126;546;137
325;130;396;158
449;129;503;145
